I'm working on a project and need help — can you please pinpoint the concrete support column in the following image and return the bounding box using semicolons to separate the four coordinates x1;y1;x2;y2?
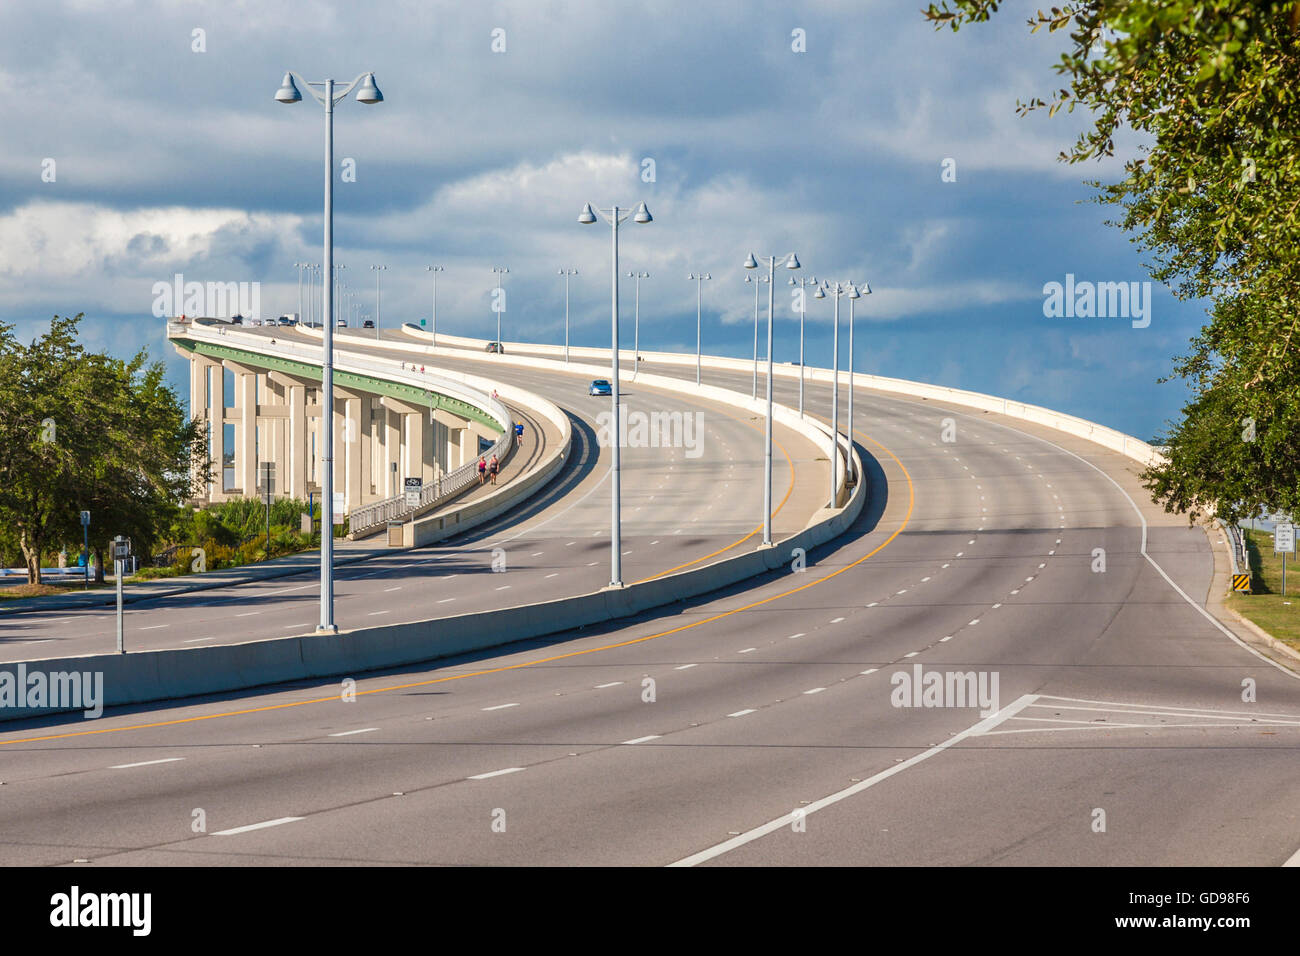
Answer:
208;364;226;500
448;427;470;470
190;358;210;497
236;372;257;497
358;396;374;503
332;397;346;509
405;412;425;486
384;408;401;497
345;398;363;511
288;383;307;500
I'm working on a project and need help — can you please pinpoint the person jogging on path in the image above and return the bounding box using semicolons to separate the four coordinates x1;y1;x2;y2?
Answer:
477;457;487;484
489;454;500;485
514;420;524;446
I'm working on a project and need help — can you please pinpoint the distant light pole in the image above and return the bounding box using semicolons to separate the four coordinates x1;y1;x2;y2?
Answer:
688;272;711;386
558;268;578;362
275;68;384;634
813;280;857;508
370;264;386;339
744;251;800;546
579;200;653;588
491;266;509;347
427;265;443;345
294;262;307;325
333;263;346;325
788;274;817;417
626;270;649;378
847;282;871;484
744;273;769;400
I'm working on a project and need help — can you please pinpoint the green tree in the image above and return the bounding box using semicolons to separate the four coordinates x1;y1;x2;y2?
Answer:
923;1;1300;521
0;315;207;584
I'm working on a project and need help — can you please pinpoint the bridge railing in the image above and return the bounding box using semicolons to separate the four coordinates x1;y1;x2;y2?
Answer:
346;426;514;538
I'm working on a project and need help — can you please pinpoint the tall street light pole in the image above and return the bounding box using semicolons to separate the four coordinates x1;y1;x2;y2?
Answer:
427;265;443;345
370;264;386;340
847;282;870;485
579;201;652;588
292;264;304;327
744;252;800;546
813;280;857;509
688;272;711;386
491;266;509;348
276;69;383;635
558;268;577;363
744;272;769;400
626;270;648;379
788;274;817;418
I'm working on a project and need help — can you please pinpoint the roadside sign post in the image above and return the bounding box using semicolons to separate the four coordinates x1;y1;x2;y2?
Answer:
259;462;276;558
112;535;130;653
404;476;422;510
80;510;90;590
1275;523;1295;596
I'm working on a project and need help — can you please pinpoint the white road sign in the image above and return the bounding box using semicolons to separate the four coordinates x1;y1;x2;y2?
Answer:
1275;523;1296;554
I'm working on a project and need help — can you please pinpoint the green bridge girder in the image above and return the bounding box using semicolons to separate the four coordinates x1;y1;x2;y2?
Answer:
172;337;502;433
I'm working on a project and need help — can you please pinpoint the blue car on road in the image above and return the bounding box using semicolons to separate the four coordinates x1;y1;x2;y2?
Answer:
588;379;612;396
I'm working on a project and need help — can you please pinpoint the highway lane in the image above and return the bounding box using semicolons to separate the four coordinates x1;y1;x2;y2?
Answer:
0;364;1293;866
0;337;828;661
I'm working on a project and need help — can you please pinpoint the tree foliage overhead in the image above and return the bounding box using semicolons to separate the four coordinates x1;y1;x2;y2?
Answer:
0;314;207;583
923;1;1300;521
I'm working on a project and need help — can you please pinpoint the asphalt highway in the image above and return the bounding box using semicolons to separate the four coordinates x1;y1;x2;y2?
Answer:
0;342;1294;866
0;332;828;662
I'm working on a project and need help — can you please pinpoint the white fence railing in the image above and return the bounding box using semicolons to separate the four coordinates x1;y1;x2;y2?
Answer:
347;427;514;537
168;319;513;537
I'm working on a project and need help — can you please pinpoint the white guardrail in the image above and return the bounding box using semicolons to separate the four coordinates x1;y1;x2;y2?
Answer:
169;321;516;537
409;328;1165;470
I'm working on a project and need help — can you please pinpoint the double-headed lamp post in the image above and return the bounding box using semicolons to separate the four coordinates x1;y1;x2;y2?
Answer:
744;252;800;547
558;268;577;362
370;264;386;340
812;279;858;509
688;272;711;386
744;272;769;400
788;274;817;417
426;265;443;345
847;281;871;484
579;200;652;588
626;270;648;378
492;266;508;347
275;68;383;635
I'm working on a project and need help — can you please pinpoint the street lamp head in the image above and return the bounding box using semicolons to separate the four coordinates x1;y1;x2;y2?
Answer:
275;72;302;104
633;201;652;224
786;254;801;270
813;287;826;299
578;203;597;225
355;73;383;104
743;253;759;270
862;282;872;295
848;284;861;299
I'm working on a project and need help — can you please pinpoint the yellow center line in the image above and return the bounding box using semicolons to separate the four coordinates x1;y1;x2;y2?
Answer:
0;426;912;748
631;415;796;584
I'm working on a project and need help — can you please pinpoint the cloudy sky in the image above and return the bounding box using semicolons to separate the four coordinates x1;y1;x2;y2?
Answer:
0;0;1202;440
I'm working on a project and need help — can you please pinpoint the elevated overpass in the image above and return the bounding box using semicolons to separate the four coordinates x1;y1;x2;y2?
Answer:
0;323;1297;867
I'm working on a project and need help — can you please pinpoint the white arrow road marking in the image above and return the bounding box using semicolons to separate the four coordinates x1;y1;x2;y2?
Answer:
670;695;1039;866
109;758;184;769
468;767;525;780
213;817;303;836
